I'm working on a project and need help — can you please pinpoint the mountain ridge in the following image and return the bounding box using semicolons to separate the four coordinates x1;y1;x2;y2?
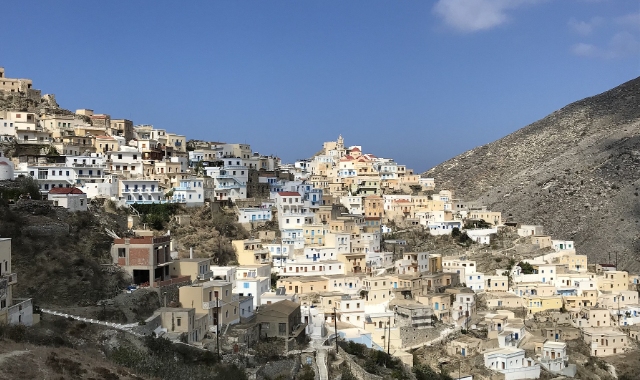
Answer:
425;76;640;271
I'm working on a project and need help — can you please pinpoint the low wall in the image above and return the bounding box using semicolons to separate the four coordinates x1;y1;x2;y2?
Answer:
338;347;383;380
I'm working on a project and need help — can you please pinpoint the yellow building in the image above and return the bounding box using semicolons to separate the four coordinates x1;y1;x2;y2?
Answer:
524;295;563;314
277;276;329;294
598;271;629;292
558;254;588;272
232;239;269;266
363;313;400;351
363;195;384;219
362;276;392;305
416;294;451;321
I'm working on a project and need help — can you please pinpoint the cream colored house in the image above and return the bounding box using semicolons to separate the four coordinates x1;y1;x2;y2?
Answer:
582;328;628;356
157;307;207;343
178;281;239;331
598;271;629;292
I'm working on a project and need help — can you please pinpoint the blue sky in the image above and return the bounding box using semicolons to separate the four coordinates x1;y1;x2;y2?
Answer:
2;1;639;172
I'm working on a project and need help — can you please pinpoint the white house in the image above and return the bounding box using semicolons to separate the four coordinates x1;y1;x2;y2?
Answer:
552;240;574;251
204;166;247;201
539;341;576;377
172;178;204;206
484;347;540;380
517;225;543;237
428;221;462;236
119;179;165;204
238;207;273;224
465;228;497;245
48;187;88;211
466;272;486;292
107;148;143;178
279;260;345;277
234;277;270;308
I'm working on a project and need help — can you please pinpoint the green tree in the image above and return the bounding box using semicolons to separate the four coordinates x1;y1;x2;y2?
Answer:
518;261;534;274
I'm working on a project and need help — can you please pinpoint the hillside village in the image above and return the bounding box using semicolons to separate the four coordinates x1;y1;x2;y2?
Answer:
1;66;639;380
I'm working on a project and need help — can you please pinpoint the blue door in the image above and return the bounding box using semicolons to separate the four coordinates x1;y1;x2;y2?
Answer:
461;348;466;357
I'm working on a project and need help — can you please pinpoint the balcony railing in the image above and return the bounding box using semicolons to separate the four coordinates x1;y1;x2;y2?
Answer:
197;271;213;281
203;300;221;309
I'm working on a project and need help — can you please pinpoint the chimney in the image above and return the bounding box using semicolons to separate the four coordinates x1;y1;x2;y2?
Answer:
190;247;194;259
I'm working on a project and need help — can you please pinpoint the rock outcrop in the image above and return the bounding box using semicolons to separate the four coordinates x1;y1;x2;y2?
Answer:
425;76;640;271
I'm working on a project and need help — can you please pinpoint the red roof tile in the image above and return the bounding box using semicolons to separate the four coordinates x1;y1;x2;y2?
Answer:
278;191;301;196
48;187;85;195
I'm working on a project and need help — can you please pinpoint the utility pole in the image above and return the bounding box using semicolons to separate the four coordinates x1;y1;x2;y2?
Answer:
216;293;220;359
387;315;391;355
466;303;469;331
334;307;339;353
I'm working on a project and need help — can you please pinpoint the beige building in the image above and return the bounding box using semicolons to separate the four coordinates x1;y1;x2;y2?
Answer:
531;235;552;248
582;328;627;356
0;238;34;326
485;275;509;292
156;307;207;343
558;254;588;272
362;276;393;305
178;280;239;330
0;67;34;93
277;276;329;294
109;119;134;141
232;239;269;266
446;335;483;357
468;210;502;226
255;300;306;347
485;292;524;309
571;307;611;328
598;271;629;292
170;257;213;282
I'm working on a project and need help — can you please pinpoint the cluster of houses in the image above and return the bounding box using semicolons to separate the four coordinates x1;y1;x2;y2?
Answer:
3;67;640;379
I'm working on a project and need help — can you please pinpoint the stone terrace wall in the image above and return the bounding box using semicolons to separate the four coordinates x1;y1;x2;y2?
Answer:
338;347;383;380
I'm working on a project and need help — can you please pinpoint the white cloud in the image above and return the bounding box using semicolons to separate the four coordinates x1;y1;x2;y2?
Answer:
568;17;604;36
571;32;640;59
616;12;640;30
432;0;541;33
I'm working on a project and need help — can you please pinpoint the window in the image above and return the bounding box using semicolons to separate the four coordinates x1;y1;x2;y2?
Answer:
278;323;287;336
176;318;182;326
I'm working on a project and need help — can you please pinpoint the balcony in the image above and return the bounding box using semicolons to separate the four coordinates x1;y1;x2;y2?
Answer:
203;300;221;309
125;199;176;205
197;271;213;281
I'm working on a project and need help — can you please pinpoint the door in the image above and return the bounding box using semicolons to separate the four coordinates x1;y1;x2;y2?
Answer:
461;348;466;357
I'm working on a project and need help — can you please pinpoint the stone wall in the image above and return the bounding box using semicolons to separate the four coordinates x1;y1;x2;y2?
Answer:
156;279;192;306
338;347;383;380
256;358;298;380
399;325;446;347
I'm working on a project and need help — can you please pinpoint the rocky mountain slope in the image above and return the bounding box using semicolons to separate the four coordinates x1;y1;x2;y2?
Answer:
425;76;640;272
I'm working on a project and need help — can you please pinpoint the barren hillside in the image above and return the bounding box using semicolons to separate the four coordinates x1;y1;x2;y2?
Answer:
425;77;640;272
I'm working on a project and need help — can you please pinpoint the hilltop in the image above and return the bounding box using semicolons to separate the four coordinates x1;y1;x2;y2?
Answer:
425;76;640;272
